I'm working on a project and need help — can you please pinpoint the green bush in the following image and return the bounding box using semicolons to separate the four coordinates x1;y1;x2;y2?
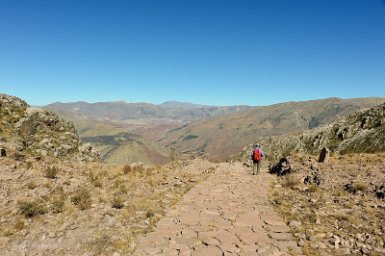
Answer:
146;210;155;219
183;134;198;141
18;201;47;218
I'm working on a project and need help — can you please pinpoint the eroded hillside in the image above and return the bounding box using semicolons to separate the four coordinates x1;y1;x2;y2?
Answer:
161;98;385;161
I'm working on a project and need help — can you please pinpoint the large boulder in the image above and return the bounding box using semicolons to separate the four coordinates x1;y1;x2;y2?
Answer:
269;158;291;176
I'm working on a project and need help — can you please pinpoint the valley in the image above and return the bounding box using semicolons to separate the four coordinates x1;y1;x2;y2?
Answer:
1;93;385;255
45;97;385;164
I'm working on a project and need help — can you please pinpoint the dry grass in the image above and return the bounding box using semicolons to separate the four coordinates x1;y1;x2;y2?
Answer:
51;197;65;213
1;158;216;255
281;175;301;189
71;187;92;210
44;165;59;179
271;153;385;256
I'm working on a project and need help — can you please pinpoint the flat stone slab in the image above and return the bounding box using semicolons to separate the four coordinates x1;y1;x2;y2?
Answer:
133;163;302;255
265;224;291;233
268;232;294;241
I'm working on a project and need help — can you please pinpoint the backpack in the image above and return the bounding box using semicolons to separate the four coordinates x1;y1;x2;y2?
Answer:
253;149;261;161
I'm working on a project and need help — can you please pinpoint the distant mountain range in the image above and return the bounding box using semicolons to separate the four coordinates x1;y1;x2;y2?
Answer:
45;101;252;122
44;101;252;164
44;97;385;164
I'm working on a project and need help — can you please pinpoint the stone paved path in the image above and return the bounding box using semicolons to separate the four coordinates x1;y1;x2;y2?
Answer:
133;163;302;256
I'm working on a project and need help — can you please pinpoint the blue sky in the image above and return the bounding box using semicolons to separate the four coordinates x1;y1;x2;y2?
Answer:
1;0;384;106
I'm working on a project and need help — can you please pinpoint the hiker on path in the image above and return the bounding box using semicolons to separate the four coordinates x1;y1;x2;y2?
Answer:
251;143;264;175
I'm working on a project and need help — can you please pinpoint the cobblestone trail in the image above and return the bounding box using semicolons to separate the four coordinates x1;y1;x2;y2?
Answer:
134;163;302;255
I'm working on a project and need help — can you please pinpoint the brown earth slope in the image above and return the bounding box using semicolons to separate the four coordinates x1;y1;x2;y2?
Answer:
160;97;385;161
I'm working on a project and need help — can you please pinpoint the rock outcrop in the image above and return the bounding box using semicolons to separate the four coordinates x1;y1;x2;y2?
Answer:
0;94;99;161
232;103;385;161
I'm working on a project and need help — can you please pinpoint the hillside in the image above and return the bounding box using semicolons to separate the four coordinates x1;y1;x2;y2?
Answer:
160;97;385;161
1;93;385;255
233;102;385;161
44;101;251;164
45;113;170;165
0;94;99;161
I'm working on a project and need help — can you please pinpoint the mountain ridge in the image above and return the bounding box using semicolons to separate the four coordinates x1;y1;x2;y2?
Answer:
45;100;253;121
40;96;385;164
160;97;385;161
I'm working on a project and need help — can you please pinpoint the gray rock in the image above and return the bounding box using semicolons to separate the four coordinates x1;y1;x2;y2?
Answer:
103;215;117;227
289;220;302;228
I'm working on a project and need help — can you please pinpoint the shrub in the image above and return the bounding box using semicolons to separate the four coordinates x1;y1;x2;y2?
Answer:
88;172;104;188
71;188;91;210
282;176;300;189
26;161;33;170
122;164;132;174
146;210;155;219
45;166;59;179
18;201;47;218
183;134;198;141
119;184;129;195
26;181;37;190
51;198;65;213
54;185;64;195
14;221;25;230
111;195;125;209
90;235;111;255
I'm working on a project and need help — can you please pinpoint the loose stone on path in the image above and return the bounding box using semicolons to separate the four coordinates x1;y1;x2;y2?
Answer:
133;163;302;255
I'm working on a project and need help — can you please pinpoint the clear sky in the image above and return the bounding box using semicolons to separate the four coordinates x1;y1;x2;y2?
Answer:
1;0;384;106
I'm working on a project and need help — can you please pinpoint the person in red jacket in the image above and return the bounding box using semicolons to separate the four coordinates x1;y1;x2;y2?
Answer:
251;143;264;175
